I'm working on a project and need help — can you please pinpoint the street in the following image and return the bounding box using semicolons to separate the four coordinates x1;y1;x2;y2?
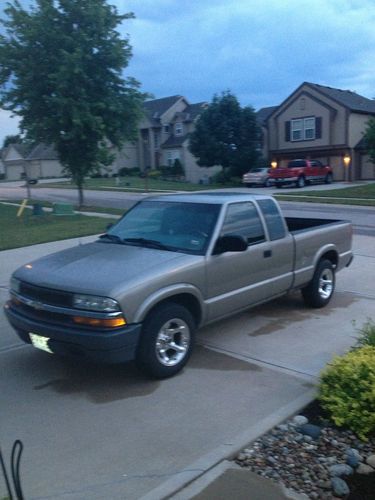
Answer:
0;183;374;499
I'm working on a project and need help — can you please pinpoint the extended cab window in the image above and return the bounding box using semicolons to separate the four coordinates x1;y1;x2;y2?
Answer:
221;202;265;245
257;199;286;240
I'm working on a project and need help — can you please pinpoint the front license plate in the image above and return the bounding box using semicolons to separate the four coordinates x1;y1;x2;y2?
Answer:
29;333;53;354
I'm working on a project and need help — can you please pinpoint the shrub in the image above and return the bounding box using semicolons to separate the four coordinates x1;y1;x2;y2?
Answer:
147;169;161;178
318;346;375;440
354;318;375;348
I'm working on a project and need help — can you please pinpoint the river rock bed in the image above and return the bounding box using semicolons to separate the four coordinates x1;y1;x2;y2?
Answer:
234;410;375;499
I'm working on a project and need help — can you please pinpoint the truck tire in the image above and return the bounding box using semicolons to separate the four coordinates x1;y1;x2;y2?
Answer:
296;176;305;188
302;259;335;308
264;178;272;188
324;173;333;184
136;303;195;378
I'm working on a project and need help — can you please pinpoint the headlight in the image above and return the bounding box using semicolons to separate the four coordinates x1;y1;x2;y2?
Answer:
73;294;121;312
10;277;21;293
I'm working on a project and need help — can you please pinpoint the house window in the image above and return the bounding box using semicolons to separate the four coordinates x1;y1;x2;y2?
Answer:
164;125;169;134
291;119;302;141
153;131;159;149
175;122;183;136
291;117;316;141
167;150;180;167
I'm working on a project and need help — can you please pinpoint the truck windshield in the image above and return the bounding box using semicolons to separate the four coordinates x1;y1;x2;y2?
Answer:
103;201;221;255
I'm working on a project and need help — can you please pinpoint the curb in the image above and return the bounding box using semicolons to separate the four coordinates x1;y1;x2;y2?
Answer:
139;389;316;500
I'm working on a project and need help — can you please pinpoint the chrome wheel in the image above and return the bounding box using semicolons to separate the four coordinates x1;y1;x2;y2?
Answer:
155;318;190;367
318;268;334;300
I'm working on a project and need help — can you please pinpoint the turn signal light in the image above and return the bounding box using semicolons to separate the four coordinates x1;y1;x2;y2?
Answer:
73;316;126;328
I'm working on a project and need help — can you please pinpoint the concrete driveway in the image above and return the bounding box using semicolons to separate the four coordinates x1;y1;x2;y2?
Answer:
0;233;374;499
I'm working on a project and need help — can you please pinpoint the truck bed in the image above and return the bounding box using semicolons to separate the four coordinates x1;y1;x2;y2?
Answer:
285;217;344;233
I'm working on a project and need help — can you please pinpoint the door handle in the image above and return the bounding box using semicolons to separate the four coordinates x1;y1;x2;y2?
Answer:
264;250;272;258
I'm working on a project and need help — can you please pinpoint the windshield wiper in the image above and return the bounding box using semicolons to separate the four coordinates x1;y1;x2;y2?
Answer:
122;237;171;250
98;234;126;244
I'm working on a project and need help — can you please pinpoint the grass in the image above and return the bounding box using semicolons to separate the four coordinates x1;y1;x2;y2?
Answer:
0;203;117;251
275;183;375;206
6;199;125;216
34;176;240;192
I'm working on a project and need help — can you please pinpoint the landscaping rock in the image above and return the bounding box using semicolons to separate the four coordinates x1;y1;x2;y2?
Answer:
293;415;308;426
331;477;350;497
356;463;375;475
329;464;354;477
345;448;363;468
366;453;375;468
298;423;322;440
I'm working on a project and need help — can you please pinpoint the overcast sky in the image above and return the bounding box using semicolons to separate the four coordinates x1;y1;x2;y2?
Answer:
1;0;375;145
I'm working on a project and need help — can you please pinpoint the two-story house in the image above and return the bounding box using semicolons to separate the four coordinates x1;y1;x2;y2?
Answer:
138;95;215;183
260;82;375;181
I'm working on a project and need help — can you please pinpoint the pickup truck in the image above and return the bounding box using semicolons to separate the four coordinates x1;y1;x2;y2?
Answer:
5;192;353;378
269;159;333;188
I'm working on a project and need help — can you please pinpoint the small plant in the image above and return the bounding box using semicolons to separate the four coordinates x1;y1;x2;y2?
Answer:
354;318;375;348
318;345;375;440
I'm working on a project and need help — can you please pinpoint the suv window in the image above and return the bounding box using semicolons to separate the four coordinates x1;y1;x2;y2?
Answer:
288;159;306;168
257;199;286;240
221;202;265;245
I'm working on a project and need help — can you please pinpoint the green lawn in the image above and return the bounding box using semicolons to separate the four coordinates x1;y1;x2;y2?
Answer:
0;203;117;251
8;199;125;216
35;176;240;192
275;183;375;207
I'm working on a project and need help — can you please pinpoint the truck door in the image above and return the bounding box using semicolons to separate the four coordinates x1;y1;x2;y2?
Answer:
206;201;294;321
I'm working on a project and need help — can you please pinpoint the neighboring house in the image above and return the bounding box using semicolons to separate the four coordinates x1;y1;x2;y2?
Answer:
136;95;216;183
1;143;32;180
260;82;375;181
27;143;65;178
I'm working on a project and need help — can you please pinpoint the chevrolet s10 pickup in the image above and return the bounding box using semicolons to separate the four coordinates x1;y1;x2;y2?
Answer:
5;192;353;378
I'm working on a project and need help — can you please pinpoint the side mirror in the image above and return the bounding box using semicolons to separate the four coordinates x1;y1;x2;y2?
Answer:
214;234;248;254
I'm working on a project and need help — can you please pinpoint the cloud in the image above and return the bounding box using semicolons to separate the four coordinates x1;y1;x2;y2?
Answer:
116;0;375;107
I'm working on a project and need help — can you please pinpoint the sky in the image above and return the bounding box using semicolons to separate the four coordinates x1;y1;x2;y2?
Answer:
1;0;375;145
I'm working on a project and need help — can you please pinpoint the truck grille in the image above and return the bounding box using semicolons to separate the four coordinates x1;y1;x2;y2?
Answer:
19;281;73;308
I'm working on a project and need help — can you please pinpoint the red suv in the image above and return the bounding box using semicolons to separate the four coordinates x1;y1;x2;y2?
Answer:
270;159;333;188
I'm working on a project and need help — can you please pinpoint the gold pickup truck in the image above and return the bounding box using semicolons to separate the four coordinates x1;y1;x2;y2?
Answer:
5;192;353;378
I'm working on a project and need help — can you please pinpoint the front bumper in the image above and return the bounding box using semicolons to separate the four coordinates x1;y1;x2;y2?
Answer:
274;177;298;185
4;301;142;364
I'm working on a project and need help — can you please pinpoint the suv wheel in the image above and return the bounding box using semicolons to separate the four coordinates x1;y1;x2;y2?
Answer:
136;303;195;378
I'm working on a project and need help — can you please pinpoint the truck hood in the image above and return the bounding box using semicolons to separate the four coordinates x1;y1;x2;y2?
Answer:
14;241;199;296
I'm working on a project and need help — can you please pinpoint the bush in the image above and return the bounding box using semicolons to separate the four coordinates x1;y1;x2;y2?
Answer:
318;346;375;440
354;318;375;348
118;167;140;177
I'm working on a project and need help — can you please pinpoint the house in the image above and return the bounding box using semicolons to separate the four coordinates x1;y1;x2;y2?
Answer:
137;95;216;183
1;143;32;180
260;82;375;181
26;143;65;178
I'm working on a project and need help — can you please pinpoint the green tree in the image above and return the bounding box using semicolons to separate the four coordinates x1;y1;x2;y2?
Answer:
364;117;375;166
189;91;261;178
0;0;145;206
2;134;23;148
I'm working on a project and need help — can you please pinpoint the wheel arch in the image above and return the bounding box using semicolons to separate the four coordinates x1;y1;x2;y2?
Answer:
134;285;203;327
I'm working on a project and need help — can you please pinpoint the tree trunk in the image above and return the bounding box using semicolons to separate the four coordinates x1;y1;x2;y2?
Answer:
77;182;84;209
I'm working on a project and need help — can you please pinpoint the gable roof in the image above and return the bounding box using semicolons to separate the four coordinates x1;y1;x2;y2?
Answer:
1;142;32;161
27;143;58;160
256;106;278;125
306;83;375;114
143;95;184;124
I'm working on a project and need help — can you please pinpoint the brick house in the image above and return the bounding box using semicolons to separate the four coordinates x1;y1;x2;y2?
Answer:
259;82;375;181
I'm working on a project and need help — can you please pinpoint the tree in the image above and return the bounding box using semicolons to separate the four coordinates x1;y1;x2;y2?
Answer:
0;0;146;206
364;117;375;166
189;91;261;178
2;134;23;148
